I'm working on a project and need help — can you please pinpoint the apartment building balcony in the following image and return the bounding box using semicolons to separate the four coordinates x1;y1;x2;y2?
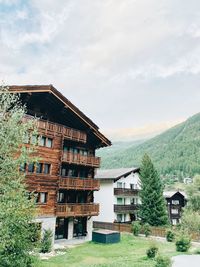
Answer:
56;203;99;217
114;204;139;213
59;177;100;191
114;188;139;196
62;152;101;168
23;115;87;143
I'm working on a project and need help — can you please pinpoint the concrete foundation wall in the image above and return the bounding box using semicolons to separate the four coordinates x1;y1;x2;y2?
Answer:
35;216;94;243
35;216;56;241
87;217;93;240
68;218;74;239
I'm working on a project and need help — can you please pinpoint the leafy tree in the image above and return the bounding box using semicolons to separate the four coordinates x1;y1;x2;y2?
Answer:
181;175;200;232
0;85;38;266
138;154;168;226
186;175;200;211
181;210;200;232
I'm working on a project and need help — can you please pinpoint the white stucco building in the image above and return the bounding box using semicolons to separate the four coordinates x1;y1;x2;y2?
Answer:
94;168;141;223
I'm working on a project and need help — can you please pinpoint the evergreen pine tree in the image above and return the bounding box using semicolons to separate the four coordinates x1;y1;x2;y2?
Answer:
139;154;168;226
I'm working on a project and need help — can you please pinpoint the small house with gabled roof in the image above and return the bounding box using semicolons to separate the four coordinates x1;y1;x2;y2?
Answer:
164;191;187;225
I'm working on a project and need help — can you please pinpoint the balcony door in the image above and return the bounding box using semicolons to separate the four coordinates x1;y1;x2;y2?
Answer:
73;217;87;237
55;217;68;239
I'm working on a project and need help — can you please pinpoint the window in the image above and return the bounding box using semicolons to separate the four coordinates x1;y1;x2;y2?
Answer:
36;163;43;174
130;184;137;190
40;192;48;204
74;148;78;154
172;200;179;205
57;192;64;203
68;169;73;177
35;192;48;204
83;150;88;156
117;214;122;222
171;209;179;214
44;164;51;174
23;132;29;144
30;134;38;145
28;163;34;173
33;192;40;203
79;169;86;178
117;182;122;188
61;167;67;176
131;198;138;205
117;198;123;204
39;136;46;146
19;163;26;172
46;138;53;148
172;219;177;225
63;146;68;152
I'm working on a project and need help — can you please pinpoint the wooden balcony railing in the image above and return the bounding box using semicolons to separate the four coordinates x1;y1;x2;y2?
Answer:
114;188;139;196
59;177;100;191
23;115;87;143
56;203;99;217
114;204;139;213
62;152;100;167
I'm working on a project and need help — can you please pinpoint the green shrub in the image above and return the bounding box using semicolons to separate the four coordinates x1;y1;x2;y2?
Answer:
40;229;53;253
146;245;158;258
175;233;191;252
143;223;151;237
155;255;172;267
29;223;41;243
194;248;200;254
131;221;141;236
166;230;175;242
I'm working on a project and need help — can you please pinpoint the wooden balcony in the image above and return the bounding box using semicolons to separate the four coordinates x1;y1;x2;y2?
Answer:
59;177;100;191
56;203;99;217
62;152;100;167
23;115;87;143
114;204;139;213
114;188;139;196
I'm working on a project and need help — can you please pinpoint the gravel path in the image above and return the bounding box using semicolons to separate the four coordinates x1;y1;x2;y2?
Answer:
172;255;200;267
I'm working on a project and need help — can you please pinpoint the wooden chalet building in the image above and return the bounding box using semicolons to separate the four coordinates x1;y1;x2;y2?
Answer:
164;191;187;225
9;85;111;241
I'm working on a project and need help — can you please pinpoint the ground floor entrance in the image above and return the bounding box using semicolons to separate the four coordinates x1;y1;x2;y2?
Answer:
130;213;136;222
55;217;69;239
35;216;93;242
73;217;87;237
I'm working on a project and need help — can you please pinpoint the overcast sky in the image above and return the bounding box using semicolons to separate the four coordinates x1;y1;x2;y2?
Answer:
1;0;200;141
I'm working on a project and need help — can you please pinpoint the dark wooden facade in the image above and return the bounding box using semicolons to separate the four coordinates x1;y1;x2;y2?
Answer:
164;191;187;225
9;85;111;237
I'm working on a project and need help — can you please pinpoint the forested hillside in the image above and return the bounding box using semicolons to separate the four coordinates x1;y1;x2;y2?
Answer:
97;113;200;177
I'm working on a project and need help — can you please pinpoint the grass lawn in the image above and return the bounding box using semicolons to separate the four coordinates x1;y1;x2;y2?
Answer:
38;233;183;267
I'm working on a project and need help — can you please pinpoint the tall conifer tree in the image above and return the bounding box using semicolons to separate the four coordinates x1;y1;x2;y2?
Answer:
139;154;168;226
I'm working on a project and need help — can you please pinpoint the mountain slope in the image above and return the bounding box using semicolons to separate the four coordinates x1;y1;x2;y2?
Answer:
98;113;200;177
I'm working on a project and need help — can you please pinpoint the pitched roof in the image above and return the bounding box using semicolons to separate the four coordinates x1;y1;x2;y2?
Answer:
95;167;140;182
9;85;111;147
163;191;187;199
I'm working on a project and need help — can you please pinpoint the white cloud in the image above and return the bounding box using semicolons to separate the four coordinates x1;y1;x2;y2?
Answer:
103;119;185;141
1;0;200;136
